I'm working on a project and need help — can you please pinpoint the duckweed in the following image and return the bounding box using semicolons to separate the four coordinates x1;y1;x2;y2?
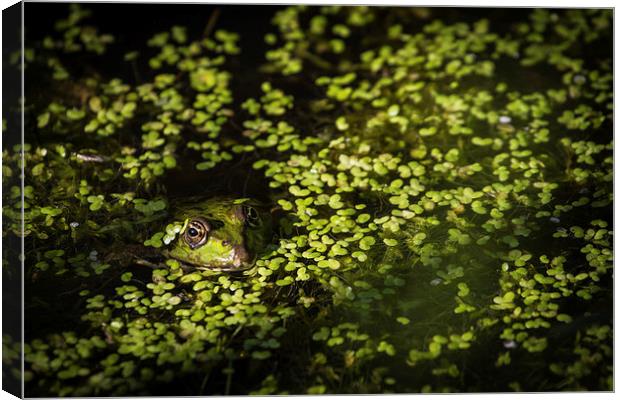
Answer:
5;4;613;396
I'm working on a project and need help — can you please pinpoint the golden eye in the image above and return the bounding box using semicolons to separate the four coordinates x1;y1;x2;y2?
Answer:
184;218;210;249
242;205;261;227
187;227;199;237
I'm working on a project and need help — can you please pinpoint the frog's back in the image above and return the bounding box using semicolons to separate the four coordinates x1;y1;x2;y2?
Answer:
171;197;260;219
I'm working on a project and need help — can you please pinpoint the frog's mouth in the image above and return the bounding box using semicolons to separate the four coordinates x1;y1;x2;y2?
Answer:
210;244;252;271
164;244;254;271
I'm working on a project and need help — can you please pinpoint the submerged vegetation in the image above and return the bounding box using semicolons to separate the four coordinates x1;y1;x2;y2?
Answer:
3;5;613;395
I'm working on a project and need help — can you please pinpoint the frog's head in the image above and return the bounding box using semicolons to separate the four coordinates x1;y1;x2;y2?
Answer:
165;198;272;271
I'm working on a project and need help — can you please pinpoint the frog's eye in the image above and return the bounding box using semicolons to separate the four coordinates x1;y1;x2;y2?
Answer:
242;205;261;227
184;218;210;249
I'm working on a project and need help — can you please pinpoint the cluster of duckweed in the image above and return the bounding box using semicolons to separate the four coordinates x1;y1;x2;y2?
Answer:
6;5;612;395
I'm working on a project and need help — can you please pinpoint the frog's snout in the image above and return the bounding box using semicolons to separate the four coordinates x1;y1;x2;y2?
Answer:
231;244;250;267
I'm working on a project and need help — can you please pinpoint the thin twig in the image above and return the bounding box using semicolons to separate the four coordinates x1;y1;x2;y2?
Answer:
134;258;162;269
202;8;221;39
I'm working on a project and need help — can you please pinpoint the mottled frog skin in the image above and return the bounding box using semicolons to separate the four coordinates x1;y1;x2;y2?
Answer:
164;198;272;271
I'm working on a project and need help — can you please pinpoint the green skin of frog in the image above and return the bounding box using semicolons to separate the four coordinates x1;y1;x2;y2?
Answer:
163;198;272;271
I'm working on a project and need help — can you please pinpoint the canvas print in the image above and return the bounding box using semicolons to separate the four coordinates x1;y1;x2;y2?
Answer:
2;2;613;397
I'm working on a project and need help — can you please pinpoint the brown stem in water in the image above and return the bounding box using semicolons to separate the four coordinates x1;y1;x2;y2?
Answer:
202;8;221;39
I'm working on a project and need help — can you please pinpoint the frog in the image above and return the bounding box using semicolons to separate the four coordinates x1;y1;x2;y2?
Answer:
162;197;273;271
